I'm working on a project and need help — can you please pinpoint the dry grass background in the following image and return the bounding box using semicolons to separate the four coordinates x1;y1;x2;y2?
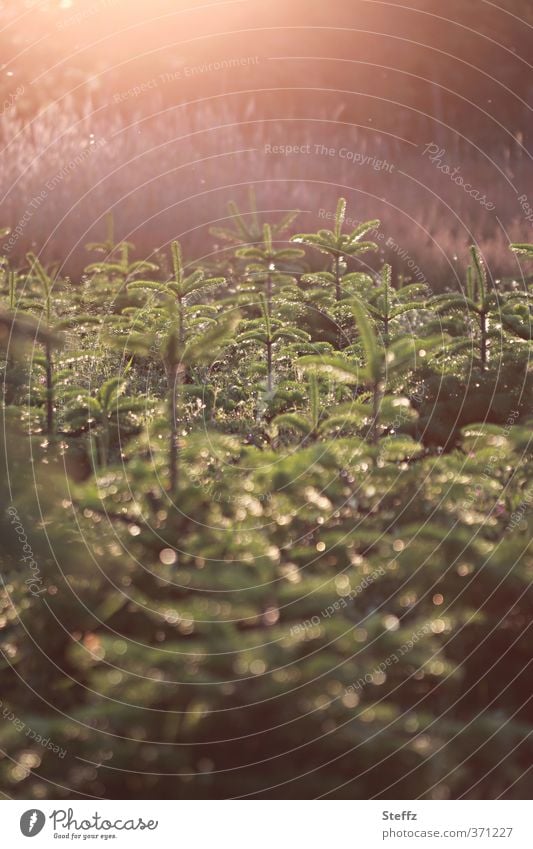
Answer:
1;92;531;289
0;0;532;288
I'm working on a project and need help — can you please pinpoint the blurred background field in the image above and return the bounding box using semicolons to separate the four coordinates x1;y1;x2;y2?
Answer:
0;0;532;284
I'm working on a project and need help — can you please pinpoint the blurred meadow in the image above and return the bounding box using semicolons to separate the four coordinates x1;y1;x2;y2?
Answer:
0;0;532;283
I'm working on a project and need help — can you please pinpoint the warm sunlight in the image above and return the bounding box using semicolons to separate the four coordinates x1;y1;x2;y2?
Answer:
0;0;532;831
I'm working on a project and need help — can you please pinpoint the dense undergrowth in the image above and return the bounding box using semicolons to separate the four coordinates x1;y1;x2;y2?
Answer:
0;199;532;799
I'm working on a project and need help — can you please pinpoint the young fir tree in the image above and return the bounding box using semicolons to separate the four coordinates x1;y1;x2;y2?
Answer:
430;246;530;371
236;294;310;395
292;198;379;302
235;223;305;316
121;240;235;490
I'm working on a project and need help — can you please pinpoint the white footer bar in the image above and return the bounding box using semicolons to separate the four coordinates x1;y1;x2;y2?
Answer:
4;800;530;847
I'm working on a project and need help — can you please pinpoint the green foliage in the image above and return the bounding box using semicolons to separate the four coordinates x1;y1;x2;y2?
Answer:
430;246;531;370
237;294;309;394
121;240;235;490
61;376;150;469
235;223;305;314
292;197;379;301
209;187;299;247
0;214;532;802
84;241;158;283
510;242;533;259
298;298;438;443
85;212;121;255
365;263;427;346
